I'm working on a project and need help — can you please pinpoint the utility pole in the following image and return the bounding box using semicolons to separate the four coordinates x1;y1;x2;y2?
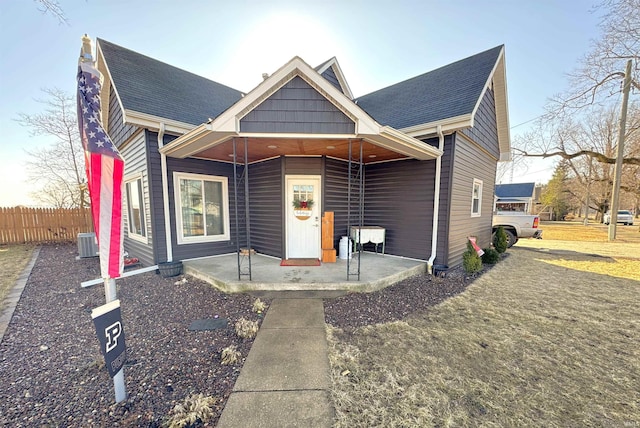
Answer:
608;59;633;241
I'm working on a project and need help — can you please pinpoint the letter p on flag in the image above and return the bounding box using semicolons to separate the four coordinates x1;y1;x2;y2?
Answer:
105;321;122;353
91;300;127;378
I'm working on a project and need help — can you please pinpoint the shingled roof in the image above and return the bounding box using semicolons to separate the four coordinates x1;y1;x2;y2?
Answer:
355;45;504;130
97;39;244;126
495;182;536;199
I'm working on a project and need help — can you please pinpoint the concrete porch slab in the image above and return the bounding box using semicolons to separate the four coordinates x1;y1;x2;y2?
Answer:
183;252;426;293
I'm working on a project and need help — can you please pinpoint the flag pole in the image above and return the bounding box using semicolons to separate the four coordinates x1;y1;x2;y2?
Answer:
105;277;125;402
80;34;127;403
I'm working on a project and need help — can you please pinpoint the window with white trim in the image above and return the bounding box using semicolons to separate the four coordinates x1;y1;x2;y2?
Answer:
174;172;230;244
471;179;483;217
125;175;146;241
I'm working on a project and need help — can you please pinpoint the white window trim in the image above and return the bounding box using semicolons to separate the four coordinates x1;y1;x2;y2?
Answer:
124;173;148;244
471;178;483;217
173;172;230;245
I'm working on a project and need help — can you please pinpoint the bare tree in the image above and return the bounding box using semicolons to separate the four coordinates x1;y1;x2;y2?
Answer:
515;103;639;218
550;0;639;114
17;88;87;208
34;0;68;25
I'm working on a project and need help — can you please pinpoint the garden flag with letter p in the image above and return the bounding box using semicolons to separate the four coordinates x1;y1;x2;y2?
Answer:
77;59;125;279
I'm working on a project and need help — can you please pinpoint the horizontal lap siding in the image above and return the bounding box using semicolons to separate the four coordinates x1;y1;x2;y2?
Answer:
364;160;435;259
167;157;242;261
239;76;355;134
424;135;455;267
249;158;283;257
446;133;497;268
121;132;154;266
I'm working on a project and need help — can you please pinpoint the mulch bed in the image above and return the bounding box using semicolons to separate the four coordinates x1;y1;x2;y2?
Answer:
324;255;507;331
0;243;502;427
0;243;266;427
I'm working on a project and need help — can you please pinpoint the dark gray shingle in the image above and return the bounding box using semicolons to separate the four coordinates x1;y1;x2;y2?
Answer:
98;39;244;126
495;183;535;198
356;46;503;130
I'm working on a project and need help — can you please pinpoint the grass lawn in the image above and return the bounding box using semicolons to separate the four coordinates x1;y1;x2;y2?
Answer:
0;244;36;310
327;222;640;427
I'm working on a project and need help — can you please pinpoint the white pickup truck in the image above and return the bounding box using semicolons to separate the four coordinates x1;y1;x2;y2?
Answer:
492;212;543;248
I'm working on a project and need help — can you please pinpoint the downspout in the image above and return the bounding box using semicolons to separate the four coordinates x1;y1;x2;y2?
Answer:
427;125;445;274
158;123;173;262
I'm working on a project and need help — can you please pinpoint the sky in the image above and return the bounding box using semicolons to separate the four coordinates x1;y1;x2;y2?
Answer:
0;0;603;207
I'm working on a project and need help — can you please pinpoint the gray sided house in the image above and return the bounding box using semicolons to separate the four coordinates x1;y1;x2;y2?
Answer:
96;38;511;274
495;182;537;213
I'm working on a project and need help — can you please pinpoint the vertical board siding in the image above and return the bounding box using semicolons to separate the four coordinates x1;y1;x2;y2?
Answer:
240;76;355;134
248;158;283;257
107;83;138;148
460;87;500;159
363;159;435;259
446;133;497;268
121;132;154;266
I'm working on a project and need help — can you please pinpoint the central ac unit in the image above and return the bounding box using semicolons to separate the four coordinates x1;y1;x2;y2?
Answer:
78;233;99;258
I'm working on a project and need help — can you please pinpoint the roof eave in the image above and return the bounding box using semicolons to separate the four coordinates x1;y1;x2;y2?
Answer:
160;123;235;158
367;126;442;160
400;114;473;139
125;110;196;135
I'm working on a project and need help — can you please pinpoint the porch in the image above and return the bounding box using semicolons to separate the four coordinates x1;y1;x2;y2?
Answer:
183;252;426;293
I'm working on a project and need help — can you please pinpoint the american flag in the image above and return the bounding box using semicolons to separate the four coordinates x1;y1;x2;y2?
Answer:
77;62;125;279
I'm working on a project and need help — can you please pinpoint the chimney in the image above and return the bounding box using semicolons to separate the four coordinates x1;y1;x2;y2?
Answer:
262;73;269;81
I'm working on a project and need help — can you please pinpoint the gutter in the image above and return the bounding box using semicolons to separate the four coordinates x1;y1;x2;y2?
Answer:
158;123;173;262
427;125;445;274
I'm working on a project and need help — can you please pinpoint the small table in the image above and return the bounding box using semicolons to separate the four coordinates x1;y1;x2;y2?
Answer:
350;226;386;255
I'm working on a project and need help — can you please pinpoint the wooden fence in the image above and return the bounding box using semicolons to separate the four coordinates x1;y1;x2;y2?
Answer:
0;207;93;245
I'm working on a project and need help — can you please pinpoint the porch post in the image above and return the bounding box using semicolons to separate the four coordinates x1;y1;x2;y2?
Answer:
233;138;241;280
347;139;364;281
244;137;252;280
233;137;252;280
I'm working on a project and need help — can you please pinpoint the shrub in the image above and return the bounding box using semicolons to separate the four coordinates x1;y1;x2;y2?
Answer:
252;298;267;314
481;247;500;264
221;345;241;365
463;242;483;274
493;226;508;254
164;394;216;428
234;318;259;339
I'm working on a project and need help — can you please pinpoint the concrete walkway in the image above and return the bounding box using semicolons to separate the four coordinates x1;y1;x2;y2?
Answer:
217;296;334;427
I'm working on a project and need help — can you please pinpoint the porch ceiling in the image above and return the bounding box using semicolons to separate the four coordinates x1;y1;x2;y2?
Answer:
189;136;415;164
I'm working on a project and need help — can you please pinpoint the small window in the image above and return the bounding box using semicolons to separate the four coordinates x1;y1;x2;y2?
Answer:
471;179;482;217
174;172;230;244
125;175;147;241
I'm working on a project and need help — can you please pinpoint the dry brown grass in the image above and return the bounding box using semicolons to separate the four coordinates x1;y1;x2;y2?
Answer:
327;224;640;427
540;220;639;242
520;221;640;281
0;244;36;309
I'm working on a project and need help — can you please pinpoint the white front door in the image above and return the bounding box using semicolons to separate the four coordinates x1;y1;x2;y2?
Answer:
286;175;321;259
